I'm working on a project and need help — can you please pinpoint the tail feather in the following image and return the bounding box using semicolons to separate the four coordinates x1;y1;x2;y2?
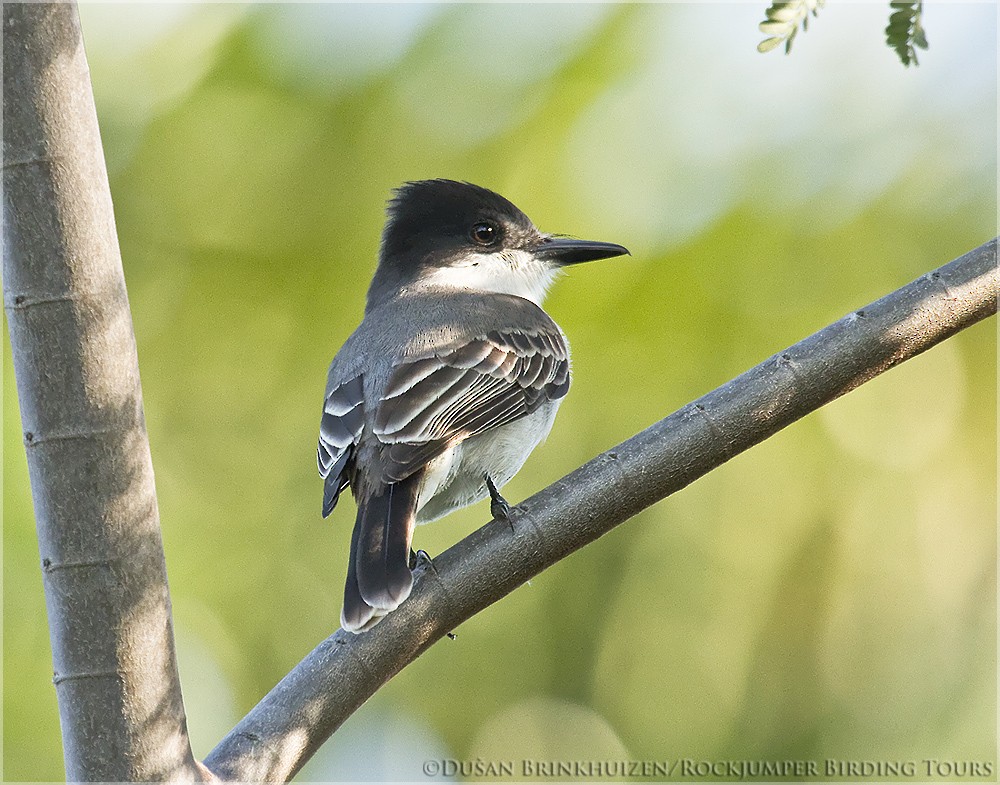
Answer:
341;513;380;632
341;472;422;632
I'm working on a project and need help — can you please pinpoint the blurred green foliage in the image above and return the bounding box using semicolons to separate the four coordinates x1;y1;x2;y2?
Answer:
4;4;996;781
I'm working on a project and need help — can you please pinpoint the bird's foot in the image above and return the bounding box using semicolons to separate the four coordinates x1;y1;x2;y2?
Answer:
409;548;437;574
485;475;515;532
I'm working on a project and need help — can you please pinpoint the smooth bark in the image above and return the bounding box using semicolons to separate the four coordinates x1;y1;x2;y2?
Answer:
3;4;202;780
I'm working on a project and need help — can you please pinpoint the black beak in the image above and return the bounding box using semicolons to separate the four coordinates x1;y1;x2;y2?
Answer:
533;237;630;266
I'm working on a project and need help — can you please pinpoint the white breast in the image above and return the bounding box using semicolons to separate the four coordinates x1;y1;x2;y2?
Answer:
415;400;562;523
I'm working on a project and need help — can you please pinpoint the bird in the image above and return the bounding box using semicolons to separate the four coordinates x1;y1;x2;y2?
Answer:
318;179;628;632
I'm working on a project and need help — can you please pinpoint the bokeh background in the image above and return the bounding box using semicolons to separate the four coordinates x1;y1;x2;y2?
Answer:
3;3;996;780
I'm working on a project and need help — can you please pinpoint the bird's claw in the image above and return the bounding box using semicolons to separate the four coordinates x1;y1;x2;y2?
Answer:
409;548;437;574
485;475;515;532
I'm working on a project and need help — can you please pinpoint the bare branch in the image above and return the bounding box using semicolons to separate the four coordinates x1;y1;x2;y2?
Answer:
2;4;203;781
205;239;997;781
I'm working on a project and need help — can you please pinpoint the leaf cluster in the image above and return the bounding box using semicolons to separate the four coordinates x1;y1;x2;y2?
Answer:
885;1;929;67
757;0;825;55
758;0;929;67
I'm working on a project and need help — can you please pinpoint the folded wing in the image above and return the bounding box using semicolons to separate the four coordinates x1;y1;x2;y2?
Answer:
373;328;570;483
318;374;365;517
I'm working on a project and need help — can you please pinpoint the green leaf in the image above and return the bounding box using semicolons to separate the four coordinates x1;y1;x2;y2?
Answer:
756;0;824;57
767;6;801;23
885;1;929;68
757;36;786;53
759;21;792;35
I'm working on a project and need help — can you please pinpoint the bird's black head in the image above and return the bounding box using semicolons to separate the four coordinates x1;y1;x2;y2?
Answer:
381;179;539;268
367;179;629;309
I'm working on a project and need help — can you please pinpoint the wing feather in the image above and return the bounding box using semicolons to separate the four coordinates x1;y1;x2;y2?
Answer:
383;357;446;399
473;346;509;374
318;375;365;517
442;340;495;369
372;327;570;483
376;366;474;434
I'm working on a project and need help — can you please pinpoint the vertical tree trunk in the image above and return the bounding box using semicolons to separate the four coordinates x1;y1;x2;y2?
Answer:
3;4;200;780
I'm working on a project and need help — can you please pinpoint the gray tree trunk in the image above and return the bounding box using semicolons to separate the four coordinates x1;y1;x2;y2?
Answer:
3;4;202;781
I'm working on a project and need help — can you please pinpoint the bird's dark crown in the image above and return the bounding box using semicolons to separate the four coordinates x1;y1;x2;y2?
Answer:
379;179;541;270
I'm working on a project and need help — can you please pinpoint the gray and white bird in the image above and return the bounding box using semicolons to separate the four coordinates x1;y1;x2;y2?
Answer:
318;179;628;632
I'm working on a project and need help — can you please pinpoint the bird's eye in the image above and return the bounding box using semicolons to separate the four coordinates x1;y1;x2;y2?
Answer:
470;222;498;246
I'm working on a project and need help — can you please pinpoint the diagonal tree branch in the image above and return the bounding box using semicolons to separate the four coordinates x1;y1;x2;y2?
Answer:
204;238;997;781
2;4;204;781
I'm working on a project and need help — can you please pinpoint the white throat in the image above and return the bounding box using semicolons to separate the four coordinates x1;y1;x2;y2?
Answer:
418;249;561;306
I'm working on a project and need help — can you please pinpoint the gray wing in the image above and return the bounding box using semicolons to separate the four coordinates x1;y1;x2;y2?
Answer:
318;374;364;517
373;328;569;483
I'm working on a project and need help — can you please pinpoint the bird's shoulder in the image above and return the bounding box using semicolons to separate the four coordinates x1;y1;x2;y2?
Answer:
395;288;567;359
327;289;566;386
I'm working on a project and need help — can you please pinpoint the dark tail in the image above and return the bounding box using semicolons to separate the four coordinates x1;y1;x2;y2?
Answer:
341;472;422;633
